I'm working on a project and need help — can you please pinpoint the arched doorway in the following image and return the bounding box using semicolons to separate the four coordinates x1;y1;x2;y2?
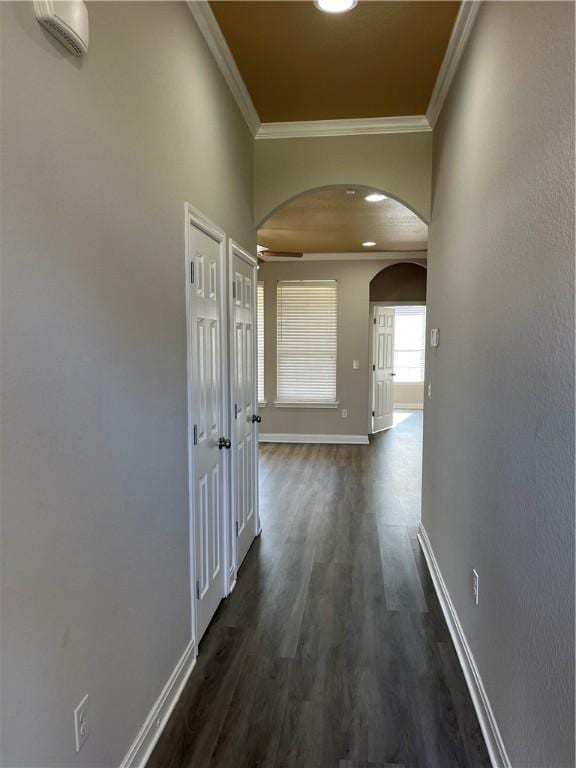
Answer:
369;262;427;431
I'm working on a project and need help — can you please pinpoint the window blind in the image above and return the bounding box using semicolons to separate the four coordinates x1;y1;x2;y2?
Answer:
394;305;426;383
276;280;337;403
257;282;265;403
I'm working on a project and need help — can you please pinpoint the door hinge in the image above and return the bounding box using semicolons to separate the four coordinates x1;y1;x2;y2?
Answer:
232;281;236;299
372;410;375;417
196;580;200;600
193;424;198;445
190;261;195;284
235;521;239;537
373;317;376;324
234;403;238;419
372;364;375;371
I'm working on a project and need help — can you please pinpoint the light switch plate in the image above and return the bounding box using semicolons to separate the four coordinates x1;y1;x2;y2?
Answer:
352;360;360;370
430;328;439;347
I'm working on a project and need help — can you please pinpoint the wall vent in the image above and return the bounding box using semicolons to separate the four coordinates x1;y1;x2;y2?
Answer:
34;1;89;56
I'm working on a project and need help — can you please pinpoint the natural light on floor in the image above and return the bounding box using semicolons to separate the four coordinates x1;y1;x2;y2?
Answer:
393;410;414;426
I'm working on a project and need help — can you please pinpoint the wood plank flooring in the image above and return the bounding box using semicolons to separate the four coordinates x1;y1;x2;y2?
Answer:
148;412;490;768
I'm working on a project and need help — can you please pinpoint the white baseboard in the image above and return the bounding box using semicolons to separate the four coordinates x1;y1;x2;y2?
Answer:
394;403;424;410
119;640;196;768
417;525;511;768
259;433;369;445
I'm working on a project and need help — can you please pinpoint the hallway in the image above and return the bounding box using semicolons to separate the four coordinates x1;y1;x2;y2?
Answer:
149;413;490;768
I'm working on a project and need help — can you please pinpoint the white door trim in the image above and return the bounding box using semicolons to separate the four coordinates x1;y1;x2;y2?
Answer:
228;240;260;584
184;202;231;653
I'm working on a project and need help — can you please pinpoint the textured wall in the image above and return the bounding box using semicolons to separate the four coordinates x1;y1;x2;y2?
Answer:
254;132;433;226
0;3;254;765
422;3;574;766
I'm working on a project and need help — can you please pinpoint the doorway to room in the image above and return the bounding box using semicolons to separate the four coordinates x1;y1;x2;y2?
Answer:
370;302;427;434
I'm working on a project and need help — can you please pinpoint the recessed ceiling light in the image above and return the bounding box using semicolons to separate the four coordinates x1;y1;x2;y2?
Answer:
362;241;376;247
365;193;387;202
314;0;358;14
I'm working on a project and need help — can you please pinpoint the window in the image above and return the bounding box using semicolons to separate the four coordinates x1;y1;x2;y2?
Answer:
393;306;426;382
257;282;265;403
276;280;337;404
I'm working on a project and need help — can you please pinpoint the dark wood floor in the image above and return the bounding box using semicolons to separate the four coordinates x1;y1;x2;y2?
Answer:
148;412;490;768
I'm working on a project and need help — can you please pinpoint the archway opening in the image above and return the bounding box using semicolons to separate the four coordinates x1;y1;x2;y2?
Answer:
257;184;428;258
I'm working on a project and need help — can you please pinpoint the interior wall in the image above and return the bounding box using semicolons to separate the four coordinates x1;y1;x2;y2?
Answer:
259;259;396;437
422;3;574;766
254;132;432;227
394;382;424;410
0;3;254;766
369;262;427;303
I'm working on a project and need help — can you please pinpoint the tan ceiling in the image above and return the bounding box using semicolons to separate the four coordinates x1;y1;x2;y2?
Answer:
210;1;460;122
258;187;428;253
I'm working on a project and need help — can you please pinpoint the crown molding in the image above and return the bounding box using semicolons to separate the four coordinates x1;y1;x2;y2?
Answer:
427;1;482;127
256;115;430;140
188;0;479;139
186;1;261;136
259;251;427;263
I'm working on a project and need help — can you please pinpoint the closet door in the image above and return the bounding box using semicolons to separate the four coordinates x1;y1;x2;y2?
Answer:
229;242;260;573
186;204;229;644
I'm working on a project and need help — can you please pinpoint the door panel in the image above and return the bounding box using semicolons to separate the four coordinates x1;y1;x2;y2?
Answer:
187;211;227;644
372;306;395;432
230;245;259;571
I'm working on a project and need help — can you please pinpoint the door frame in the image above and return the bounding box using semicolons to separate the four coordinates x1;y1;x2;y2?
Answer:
184;202;231;654
227;239;261;587
368;301;426;433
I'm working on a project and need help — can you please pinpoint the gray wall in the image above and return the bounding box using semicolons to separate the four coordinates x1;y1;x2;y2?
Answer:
369;262;427;303
0;3;254;766
259;259;400;437
422;3;574;766
254;132;433;226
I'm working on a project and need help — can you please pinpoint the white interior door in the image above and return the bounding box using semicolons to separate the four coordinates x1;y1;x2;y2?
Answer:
230;243;259;572
372;306;395;432
186;205;228;645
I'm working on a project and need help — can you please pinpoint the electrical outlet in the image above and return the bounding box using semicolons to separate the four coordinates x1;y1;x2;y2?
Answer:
472;569;479;606
341;408;348;418
74;695;89;752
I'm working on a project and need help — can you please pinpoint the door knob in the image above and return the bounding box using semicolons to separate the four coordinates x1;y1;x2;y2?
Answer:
251;414;262;424
218;437;232;449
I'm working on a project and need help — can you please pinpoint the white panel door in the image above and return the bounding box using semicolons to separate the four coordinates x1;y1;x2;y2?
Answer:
186;206;228;645
230;243;259;572
372;306;395;433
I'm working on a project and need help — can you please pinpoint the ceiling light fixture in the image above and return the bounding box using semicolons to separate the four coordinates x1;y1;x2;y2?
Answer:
314;0;358;14
365;193;387;202
362;241;376;247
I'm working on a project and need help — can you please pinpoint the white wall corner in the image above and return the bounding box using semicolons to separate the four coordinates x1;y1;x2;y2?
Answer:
186;1;261;137
119;641;196;768
417;524;511;768
426;1;482;127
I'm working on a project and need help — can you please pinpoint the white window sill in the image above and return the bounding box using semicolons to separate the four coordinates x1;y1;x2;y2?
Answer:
274;401;340;409
258;401;268;408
